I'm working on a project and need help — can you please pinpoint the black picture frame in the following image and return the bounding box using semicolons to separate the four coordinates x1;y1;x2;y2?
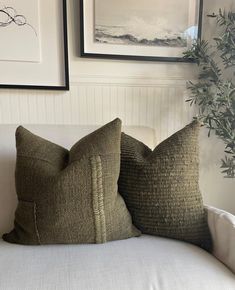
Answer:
0;0;69;91
80;0;203;63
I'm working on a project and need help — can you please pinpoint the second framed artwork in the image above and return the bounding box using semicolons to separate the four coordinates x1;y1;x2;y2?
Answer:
80;0;203;62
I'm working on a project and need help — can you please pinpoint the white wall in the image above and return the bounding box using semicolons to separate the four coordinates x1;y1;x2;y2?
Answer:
0;0;234;213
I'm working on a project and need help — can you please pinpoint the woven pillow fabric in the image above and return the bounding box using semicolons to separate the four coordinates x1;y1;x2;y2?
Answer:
118;121;211;250
3;118;140;245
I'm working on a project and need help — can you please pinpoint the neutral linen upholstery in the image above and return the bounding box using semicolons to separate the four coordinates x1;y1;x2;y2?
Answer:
0;124;155;236
119;121;211;249
206;205;235;274
0;235;234;290
3;119;140;244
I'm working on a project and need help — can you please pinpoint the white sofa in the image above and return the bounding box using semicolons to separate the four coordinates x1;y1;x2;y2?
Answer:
0;124;234;290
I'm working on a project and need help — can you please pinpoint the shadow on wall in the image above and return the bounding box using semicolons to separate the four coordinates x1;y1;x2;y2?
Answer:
71;0;81;57
199;128;235;215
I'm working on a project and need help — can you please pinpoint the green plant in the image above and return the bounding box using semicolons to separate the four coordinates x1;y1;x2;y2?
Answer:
183;10;235;178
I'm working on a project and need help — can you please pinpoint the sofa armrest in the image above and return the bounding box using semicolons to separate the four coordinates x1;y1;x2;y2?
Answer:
205;205;235;274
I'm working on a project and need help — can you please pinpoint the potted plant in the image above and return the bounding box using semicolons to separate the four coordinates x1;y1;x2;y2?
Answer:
184;10;235;178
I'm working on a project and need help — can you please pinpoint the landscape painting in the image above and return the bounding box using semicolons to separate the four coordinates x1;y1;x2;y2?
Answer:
81;0;202;61
0;0;40;62
95;0;198;48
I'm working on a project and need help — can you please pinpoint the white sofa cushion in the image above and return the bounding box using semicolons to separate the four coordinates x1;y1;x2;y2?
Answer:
206;205;235;274
0;235;234;290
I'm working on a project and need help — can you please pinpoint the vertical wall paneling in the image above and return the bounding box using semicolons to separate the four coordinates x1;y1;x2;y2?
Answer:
0;76;195;144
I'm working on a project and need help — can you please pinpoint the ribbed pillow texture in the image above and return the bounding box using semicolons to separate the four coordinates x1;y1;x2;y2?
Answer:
3;119;211;249
119;121;211;250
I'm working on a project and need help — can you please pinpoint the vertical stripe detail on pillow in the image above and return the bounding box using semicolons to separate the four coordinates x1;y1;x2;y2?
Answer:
33;202;41;245
91;156;106;243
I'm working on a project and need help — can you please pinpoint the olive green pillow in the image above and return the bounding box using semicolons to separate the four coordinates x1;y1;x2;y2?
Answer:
3;118;140;245
119;121;211;250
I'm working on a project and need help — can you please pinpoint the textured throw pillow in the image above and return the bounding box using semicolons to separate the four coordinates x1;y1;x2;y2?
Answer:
119;121;211;250
3;118;140;245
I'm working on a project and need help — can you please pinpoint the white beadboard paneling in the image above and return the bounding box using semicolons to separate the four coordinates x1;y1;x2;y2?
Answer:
70;74;188;87
0;75;195;144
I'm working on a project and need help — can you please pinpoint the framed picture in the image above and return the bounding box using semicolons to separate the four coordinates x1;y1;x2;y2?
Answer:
80;0;203;62
0;0;69;90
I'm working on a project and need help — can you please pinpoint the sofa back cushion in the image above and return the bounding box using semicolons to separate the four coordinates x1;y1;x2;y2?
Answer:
3;119;140;244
